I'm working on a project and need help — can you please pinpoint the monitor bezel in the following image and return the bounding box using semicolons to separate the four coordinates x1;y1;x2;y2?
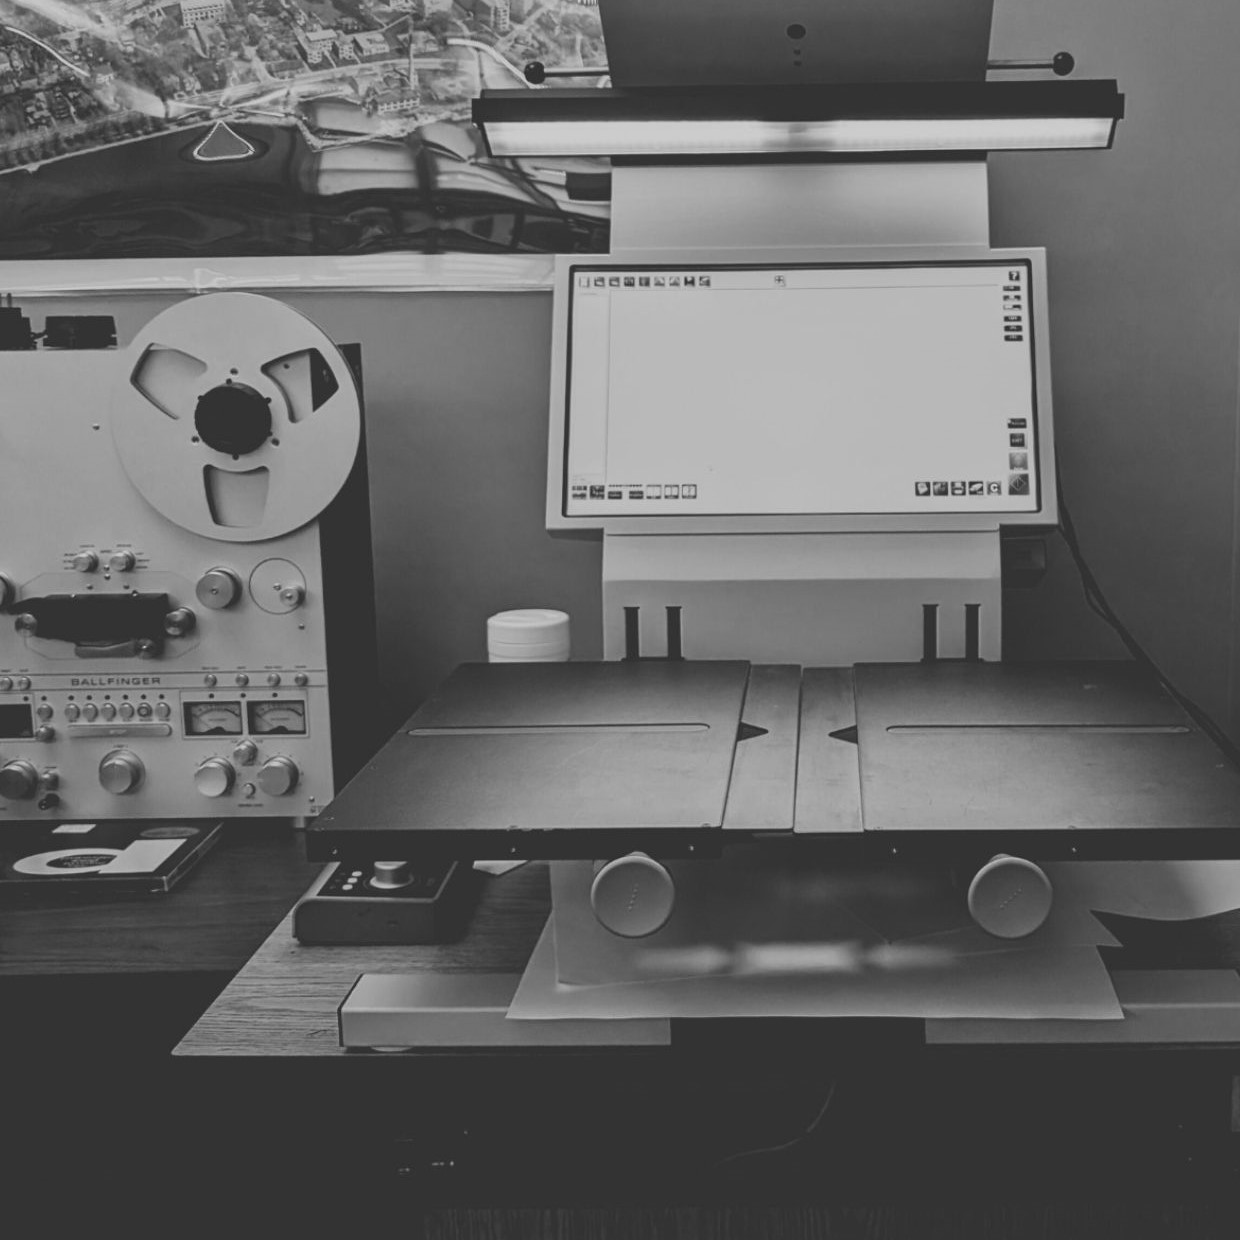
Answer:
546;244;1058;535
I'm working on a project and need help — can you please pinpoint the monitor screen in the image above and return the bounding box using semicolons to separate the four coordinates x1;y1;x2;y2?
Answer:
559;259;1041;519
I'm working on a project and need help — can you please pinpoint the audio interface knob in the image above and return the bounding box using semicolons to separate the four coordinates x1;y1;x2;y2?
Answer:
72;551;98;573
164;608;196;637
0;760;38;800
256;756;299;797
232;739;258;766
370;860;413;890
194;757;236;798
108;550;136;573
99;750;143;794
196;568;241;611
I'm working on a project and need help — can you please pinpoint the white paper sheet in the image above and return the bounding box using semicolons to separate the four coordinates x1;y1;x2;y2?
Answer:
511;917;1124;1022
1043;861;1240;921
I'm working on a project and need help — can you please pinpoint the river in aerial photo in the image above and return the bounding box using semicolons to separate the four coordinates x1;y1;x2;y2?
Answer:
0;116;610;259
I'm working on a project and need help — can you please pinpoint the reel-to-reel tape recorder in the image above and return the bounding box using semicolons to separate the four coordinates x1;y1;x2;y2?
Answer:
0;291;376;823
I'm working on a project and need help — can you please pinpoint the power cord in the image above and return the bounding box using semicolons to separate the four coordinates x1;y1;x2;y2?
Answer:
716;1081;837;1166
1055;467;1240;768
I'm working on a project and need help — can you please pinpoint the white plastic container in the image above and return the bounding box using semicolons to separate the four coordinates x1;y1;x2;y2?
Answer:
486;608;571;663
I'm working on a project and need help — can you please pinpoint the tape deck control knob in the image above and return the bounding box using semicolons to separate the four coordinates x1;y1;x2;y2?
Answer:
99;750;143;794
0;760;38;800
256;756;299;797
72;551;98;573
164;608;196;637
108;550;136;573
194;757;236;798
196;569;241;611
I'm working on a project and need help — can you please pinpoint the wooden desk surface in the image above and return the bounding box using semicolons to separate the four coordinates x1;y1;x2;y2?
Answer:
175;862;550;1055
177;857;1240;1057
0;821;321;977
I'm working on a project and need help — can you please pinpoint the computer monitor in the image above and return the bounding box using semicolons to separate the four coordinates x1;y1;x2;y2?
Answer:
546;248;1057;534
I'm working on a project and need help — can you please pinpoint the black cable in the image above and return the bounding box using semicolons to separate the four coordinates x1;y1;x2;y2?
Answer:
1056;465;1240;768
716;1081;837;1166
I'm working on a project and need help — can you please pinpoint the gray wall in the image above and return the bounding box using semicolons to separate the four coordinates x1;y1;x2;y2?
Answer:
18;0;1240;736
990;0;1240;733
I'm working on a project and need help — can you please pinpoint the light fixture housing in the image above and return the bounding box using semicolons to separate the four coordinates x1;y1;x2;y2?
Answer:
473;81;1123;159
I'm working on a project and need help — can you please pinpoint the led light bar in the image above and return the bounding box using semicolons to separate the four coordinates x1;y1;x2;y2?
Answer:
474;82;1123;158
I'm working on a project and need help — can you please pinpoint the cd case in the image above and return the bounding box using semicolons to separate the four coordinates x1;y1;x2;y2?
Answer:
0;820;223;896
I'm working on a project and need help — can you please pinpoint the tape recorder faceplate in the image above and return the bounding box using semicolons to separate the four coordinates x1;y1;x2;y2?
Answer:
0;292;376;822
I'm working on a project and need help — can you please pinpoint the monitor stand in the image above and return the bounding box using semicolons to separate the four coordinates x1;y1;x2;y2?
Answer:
603;529;1001;664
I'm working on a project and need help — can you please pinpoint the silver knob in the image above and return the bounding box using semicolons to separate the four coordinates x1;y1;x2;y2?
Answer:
35;703;52;721
34;725;54;742
99;750;143;794
590;853;676;938
234;673;249;687
15;676;30;691
72;551;98;573
196;568;242;611
82;703;98;721
266;673;281;687
118;702;134;720
64;704;80;722
370;860;413;890
0;759;38;800
194;757;235;798
256;755;299;797
164;608;196;637
0;677;11;691
108;550;135;572
100;702;116;721
293;673;308;687
278;584;305;608
232;739;258;766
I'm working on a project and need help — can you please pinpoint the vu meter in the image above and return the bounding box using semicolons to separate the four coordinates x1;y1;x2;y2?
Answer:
0;291;377;824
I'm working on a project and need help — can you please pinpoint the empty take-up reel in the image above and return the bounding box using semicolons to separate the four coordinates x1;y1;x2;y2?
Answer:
0;292;375;824
115;292;361;541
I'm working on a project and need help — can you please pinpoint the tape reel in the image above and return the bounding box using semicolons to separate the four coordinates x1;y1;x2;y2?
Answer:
111;292;362;543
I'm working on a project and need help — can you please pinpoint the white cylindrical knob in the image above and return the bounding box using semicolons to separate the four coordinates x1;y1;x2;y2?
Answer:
99;750;143;794
72;551;98;573
108;550;136;572
194;757;236;798
256;755;299;797
0;760;38;800
370;860;413;890
590;852;676;938
967;855;1053;939
486;609;571;663
196;568;241;611
278;585;305;608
